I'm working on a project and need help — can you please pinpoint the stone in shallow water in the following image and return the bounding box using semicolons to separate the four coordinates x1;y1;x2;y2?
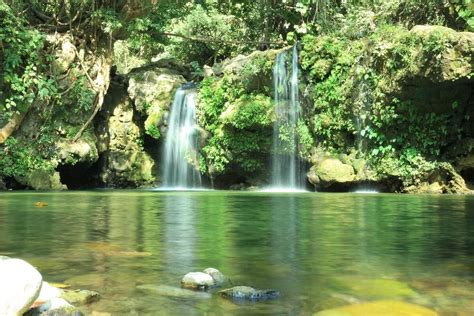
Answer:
181;272;215;290
219;286;280;301
137;284;212;299
61;289;100;305
203;267;225;286
0;258;43;316
25;297;83;316
312;300;438;316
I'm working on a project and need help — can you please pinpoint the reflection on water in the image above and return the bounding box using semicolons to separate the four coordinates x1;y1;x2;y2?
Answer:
0;192;473;315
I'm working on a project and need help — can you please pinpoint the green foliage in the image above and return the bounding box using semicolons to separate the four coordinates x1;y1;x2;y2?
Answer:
0;2;51;119
222;95;273;129
0;137;54;179
69;75;96;114
301;35;360;150
145;124;161;139
165;4;249;64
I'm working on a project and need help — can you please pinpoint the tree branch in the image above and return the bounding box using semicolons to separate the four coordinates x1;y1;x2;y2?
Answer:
0;111;28;144
158;32;287;46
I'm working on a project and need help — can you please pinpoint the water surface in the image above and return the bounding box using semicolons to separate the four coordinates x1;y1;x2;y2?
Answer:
0;191;473;315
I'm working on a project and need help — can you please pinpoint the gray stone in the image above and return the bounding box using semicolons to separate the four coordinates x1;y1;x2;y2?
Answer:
203;268;225;286
181;272;215;290
0;258;43;316
218;286;280;301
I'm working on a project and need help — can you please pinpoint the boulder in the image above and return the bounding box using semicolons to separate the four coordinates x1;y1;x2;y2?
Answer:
404;163;470;194
311;158;356;189
181;272;215;290
0;258;43;316
410;25;473;83
313;300;438;316
218;286;280;301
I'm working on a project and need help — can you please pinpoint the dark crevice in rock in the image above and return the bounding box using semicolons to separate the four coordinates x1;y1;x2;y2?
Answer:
461;169;474;190
57;161;101;189
143;134;162;185
2;177;28;190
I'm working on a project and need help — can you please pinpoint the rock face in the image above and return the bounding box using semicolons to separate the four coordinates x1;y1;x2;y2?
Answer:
28;170;67;191
218;286;280;301
128;62;187;140
313;300;438;316
0;258;43;316
404;163;470;194
97;80;155;187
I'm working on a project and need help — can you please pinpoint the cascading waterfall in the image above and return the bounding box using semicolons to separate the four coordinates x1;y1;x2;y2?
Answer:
162;84;202;189
270;45;304;190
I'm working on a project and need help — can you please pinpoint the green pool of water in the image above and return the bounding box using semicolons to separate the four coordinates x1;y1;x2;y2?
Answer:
1;191;473;315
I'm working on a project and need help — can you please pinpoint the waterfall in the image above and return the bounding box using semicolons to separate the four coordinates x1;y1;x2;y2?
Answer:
162;84;202;189
270;45;304;190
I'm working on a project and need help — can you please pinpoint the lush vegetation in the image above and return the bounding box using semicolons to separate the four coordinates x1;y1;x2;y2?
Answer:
0;0;473;190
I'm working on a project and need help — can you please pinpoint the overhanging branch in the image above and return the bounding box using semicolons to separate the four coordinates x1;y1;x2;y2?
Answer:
158;32;287;46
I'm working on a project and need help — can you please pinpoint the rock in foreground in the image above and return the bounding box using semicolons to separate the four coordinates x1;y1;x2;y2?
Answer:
313;300;438;316
181;267;225;290
219;286;280;301
0;257;43;316
181;272;215;290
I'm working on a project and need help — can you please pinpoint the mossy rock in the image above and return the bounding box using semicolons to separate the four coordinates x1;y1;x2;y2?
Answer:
331;277;417;299
220;94;274;129
313;300;438;316
28;170;67;191
315;158;356;186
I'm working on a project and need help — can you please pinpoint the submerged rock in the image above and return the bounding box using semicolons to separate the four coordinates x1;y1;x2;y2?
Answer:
0;257;43;316
218;286;280;301
61;289;100;305
181;272;215;290
25;298;83;316
332;277;417;299
313;300;438;316
137;284;211;299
